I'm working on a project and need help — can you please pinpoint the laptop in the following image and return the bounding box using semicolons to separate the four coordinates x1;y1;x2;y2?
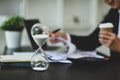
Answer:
24;19;47;50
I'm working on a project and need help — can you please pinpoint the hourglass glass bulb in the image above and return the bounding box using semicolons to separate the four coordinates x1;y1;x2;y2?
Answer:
31;47;49;71
31;23;49;71
31;23;49;47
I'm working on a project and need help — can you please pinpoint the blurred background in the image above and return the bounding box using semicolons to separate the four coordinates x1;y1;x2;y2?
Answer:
0;0;110;55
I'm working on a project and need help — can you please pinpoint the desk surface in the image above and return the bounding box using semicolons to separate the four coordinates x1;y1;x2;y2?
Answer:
2;47;120;80
0;60;120;80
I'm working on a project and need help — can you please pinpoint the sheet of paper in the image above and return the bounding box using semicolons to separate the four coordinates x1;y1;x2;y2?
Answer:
0;38;104;63
68;50;104;59
54;37;76;58
0;50;104;63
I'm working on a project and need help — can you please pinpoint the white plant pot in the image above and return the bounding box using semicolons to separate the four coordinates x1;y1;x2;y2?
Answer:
5;31;22;49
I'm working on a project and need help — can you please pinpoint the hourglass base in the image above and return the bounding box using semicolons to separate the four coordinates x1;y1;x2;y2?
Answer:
33;67;47;71
31;60;49;71
31;50;49;71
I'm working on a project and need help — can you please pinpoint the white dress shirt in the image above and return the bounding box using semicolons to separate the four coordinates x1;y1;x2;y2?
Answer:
117;10;120;38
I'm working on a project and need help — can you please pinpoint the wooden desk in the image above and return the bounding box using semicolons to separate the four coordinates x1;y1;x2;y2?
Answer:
1;47;120;80
0;60;120;80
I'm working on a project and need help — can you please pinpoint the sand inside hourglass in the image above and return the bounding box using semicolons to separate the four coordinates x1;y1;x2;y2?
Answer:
31;50;49;71
33;34;48;46
32;55;49;71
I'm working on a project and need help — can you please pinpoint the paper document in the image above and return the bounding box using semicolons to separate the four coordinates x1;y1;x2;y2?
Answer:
0;50;104;63
68;50;104;59
49;37;76;59
0;37;104;63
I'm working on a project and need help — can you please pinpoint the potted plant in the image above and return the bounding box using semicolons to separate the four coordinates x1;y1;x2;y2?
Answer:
0;16;24;49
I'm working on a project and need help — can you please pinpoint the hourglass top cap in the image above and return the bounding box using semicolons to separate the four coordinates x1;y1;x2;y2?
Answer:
32;23;47;29
31;23;48;35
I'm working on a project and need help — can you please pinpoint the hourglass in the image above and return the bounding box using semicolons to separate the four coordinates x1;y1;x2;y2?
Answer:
31;23;49;71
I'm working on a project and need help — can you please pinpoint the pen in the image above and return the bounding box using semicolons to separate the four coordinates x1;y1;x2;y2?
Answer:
49;28;61;37
52;28;61;33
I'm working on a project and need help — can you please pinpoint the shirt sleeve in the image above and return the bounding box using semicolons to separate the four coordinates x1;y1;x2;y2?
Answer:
66;33;71;42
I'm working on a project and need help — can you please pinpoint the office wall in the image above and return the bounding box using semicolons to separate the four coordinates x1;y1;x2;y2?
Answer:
0;0;21;16
64;0;91;28
0;31;5;53
26;0;62;28
97;0;110;22
64;0;110;35
63;0;92;35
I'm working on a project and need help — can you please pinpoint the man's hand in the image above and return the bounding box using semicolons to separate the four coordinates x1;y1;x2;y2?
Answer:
99;30;120;52
49;32;67;44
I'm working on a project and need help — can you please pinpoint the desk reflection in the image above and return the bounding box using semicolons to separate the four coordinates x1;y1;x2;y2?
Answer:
0;61;120;80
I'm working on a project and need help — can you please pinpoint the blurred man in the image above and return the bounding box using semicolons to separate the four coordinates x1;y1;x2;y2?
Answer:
49;0;120;60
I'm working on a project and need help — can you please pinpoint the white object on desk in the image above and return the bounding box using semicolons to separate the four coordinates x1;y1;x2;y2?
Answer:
1;55;32;62
68;50;104;59
0;50;104;63
0;37;75;63
0;37;104;63
51;37;76;60
0;52;72;63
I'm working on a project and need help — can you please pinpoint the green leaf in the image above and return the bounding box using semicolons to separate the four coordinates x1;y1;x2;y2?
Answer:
0;16;25;31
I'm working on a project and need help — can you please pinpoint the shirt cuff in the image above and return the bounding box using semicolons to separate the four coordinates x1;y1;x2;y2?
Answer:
66;33;76;49
66;33;71;42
